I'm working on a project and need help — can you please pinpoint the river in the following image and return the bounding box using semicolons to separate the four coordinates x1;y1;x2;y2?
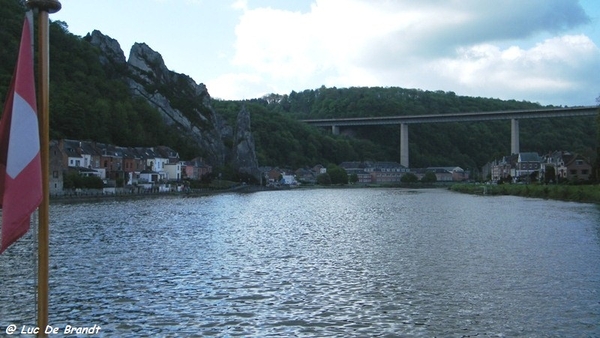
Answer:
1;188;599;337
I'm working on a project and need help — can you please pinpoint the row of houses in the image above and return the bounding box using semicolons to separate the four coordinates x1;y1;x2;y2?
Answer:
262;162;469;186
49;139;212;194
265;150;593;187
339;162;469;183
57;141;590;192
482;151;593;183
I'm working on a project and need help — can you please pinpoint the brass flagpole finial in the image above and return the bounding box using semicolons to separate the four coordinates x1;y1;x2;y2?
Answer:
26;0;61;13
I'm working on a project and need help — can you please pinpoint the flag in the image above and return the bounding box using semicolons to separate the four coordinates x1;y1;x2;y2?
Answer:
0;12;42;254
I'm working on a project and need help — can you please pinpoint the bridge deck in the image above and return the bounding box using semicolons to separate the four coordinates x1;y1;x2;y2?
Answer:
302;106;598;126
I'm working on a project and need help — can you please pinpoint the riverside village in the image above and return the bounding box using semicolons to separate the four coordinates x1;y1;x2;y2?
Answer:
52;138;593;196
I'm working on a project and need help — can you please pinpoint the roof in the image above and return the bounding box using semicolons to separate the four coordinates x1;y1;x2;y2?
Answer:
564;153;591;166
372;161;405;169
426;166;464;172
518;152;541;162
339;161;365;169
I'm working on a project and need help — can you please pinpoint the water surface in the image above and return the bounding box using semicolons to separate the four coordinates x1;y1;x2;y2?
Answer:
1;188;599;336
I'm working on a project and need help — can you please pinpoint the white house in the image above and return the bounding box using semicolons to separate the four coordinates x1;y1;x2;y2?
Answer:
139;170;160;183
281;175;298;186
141;148;169;181
164;161;183;181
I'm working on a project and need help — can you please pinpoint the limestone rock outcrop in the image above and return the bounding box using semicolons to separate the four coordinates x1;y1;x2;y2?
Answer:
88;31;258;173
232;105;259;176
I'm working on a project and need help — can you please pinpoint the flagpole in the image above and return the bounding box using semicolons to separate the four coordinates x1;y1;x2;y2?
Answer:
25;1;60;336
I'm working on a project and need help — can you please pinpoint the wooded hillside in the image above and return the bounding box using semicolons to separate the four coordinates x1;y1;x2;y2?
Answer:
1;1;597;171
0;1;201;160
251;87;598;169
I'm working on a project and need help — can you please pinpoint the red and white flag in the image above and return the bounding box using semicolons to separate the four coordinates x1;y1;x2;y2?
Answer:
0;12;42;253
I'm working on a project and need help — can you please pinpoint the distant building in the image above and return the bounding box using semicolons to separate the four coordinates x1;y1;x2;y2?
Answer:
565;154;592;181
340;161;409;184
515;152;541;180
50;139;188;192
485;151;592;183
543;151;592;182
183;157;212;180
425;167;468;182
280;175;298;186
49;140;64;194
295;168;316;184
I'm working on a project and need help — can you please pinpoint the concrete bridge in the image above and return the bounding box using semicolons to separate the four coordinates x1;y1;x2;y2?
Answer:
302;106;599;167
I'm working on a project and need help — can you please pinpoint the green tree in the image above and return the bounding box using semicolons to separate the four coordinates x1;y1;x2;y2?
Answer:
327;165;348;185
316;173;332;185
349;173;359;184
421;171;438;183
401;172;419;183
544;166;556;183
83;176;104;189
63;172;83;190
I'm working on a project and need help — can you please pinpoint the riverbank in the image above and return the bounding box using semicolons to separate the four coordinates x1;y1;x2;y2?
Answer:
449;183;600;204
50;184;268;204
54;182;596;205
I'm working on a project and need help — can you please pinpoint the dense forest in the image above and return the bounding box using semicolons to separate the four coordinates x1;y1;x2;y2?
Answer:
217;87;598;170
0;0;200;159
1;1;598;173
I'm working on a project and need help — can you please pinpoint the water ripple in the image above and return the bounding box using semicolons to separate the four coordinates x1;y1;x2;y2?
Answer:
1;189;599;336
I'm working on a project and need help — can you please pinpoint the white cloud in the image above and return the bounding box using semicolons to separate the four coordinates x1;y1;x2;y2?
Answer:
212;0;599;105
228;0;406;94
434;35;600;101
231;0;247;11
206;73;269;100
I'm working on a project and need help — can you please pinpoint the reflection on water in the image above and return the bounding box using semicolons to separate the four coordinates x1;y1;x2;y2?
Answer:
1;188;599;337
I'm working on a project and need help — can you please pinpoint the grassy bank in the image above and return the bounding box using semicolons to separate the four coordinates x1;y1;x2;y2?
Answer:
450;183;600;204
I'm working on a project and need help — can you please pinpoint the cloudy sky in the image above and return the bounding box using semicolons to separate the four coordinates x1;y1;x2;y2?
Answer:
53;0;600;106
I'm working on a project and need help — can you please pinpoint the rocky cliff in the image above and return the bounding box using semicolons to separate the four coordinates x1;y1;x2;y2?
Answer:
87;30;258;176
232;105;259;177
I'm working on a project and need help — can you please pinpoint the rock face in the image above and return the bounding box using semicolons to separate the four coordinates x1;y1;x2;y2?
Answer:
232;105;259;177
88;30;125;66
88;31;258;175
125;42;227;166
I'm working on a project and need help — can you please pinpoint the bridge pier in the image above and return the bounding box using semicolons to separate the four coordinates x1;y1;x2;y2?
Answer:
302;107;597;166
511;119;519;154
400;123;409;168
